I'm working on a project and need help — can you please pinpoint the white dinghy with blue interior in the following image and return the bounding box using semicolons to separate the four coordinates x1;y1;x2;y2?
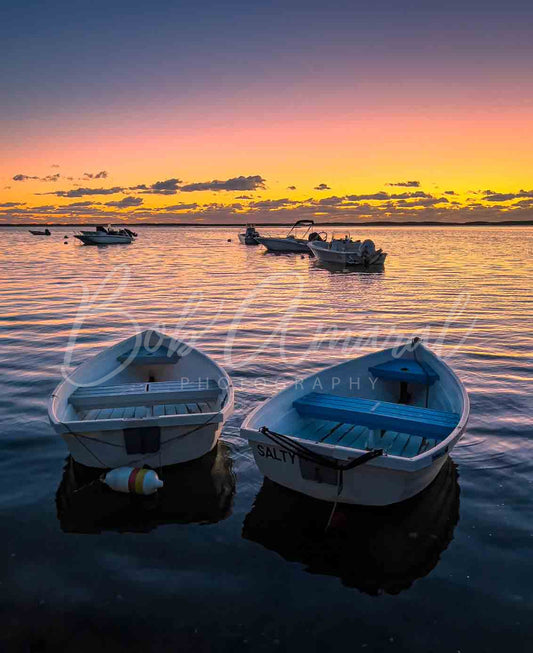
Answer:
49;330;233;468
241;338;469;505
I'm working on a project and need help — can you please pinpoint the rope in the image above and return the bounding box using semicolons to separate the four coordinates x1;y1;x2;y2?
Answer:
259;426;383;472
60;411;221;469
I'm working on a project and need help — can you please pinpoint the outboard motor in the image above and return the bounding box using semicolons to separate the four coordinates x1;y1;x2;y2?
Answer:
360;239;376;255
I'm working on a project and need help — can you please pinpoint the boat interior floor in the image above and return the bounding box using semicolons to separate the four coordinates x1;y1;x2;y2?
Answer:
75;400;220;421
285;417;439;458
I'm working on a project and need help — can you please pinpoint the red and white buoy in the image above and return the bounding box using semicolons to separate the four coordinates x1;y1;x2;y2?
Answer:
102;467;164;495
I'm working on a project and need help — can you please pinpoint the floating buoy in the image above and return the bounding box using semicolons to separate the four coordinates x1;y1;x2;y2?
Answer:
102;467;163;495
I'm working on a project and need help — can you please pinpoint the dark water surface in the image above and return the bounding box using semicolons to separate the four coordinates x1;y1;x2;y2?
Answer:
1;226;532;652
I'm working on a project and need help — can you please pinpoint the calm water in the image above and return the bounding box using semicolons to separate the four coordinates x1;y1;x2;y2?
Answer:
1;226;532;652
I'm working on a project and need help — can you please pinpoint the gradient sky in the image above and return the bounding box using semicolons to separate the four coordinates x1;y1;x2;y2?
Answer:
2;0;532;223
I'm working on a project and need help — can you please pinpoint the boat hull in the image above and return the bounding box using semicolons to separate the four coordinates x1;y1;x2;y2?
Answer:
308;242;387;267
256;237;310;253
241;342;469;506
49;330;234;468
75;234;133;245
238;233;260;245
247;435;448;505
60;420;224;468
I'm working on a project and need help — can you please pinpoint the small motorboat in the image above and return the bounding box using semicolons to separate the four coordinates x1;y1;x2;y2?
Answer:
308;235;387;268
74;225;137;245
243;458;459;594
238;224;261;245
256;219;326;253
49;329;234;468
29;228;51;236
56;443;235;533
241;338;469;506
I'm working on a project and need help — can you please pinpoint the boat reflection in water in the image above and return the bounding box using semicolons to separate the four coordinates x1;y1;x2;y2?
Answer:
242;458;459;595
56;443;235;534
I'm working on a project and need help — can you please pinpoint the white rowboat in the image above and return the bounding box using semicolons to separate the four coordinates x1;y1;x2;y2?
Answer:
49;330;234;468
241;339;469;505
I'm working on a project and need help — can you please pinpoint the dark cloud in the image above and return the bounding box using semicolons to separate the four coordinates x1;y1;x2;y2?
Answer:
105;196;144;208
287;185;297;190
444;190;456;195
161;203;199;211
386;180;421;187
44;186;124;198
483;189;533;202
65;201;99;207
0;201;25;207
146;178;182;194
13;174;40;181
179;175;266;192
13;173;60;182
346;191;431;201
83;170;108;179
235;195;252;200
314;183;331;191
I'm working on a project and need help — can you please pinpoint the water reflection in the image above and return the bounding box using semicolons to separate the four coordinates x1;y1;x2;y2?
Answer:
56;443;235;533
243;459;459;595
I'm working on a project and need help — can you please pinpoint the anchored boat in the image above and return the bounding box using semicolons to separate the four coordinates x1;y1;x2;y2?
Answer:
238;224;261;245
308;235;387;268
74;225;137;245
49;329;234;468
29;228;51;236
256;219;326;253
241;338;469;505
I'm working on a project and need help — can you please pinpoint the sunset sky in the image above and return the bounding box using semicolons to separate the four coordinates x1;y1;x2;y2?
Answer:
2;0;532;224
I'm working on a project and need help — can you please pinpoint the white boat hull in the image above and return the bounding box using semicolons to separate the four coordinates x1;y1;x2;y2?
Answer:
60;420;224;468
256;237;311;253
241;341;469;505
49;330;234;468
308;241;387;267
75;233;133;245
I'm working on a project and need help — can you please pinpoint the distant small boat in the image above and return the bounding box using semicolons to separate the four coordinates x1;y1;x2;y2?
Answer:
309;235;387;268
256;219;327;253
74;225;137;245
241;338;469;505
49;329;234;468
238;224;261;245
29;228;51;236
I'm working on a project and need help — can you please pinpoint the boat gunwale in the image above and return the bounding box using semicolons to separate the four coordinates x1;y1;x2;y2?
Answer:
48;329;234;433
241;342;469;472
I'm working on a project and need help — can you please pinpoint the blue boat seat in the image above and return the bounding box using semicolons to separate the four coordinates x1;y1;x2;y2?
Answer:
117;344;180;365
368;358;439;385
69;379;220;409
293;393;458;439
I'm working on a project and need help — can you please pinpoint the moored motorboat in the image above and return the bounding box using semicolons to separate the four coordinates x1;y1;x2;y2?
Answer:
308;235;387;268
74;225;137;245
29;228;51;235
256;219;326;253
241;338;469;505
238;224;261;245
49;329;234;468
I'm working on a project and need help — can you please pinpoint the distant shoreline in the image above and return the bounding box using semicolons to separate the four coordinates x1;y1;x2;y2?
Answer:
1;220;532;228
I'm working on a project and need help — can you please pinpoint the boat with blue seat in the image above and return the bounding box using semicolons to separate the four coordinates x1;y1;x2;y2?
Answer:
241;338;469;505
49;329;234;468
